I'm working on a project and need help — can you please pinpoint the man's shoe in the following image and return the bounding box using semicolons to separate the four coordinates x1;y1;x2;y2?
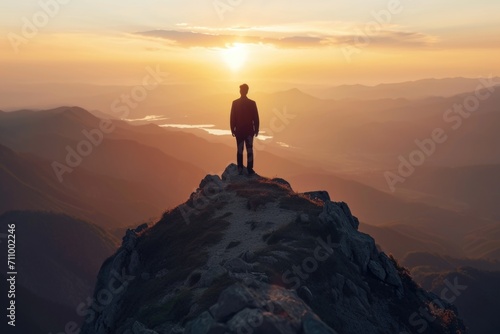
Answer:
238;167;244;175
247;168;256;175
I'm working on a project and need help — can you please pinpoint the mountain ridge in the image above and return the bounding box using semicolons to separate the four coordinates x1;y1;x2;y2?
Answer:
81;164;466;334
318;77;500;100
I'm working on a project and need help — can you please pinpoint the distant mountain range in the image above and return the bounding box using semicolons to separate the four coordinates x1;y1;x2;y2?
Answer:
401;252;500;334
2;77;499;111
2;77;500;332
315;77;500;100
2;104;499;260
0;211;118;333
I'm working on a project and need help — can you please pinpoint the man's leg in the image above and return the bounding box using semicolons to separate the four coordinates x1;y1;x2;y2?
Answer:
236;136;245;172
245;135;255;172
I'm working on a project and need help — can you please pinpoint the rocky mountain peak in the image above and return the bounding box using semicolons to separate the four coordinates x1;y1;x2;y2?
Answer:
82;164;466;334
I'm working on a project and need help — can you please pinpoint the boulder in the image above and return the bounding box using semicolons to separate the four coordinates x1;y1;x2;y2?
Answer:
271;177;292;190
209;284;258;321
303;316;338;334
304;191;331;203
184;311;216;334
379;253;403;289
199;175;224;197
132;321;158;334
368;260;387;281
198;265;228;287
223;257;254;273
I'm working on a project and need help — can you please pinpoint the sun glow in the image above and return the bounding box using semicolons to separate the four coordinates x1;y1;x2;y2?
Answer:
220;43;248;72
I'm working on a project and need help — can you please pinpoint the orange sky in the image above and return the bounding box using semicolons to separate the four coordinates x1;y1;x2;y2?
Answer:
1;0;500;86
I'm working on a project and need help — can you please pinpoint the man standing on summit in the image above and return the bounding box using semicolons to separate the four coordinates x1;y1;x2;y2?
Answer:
230;83;260;175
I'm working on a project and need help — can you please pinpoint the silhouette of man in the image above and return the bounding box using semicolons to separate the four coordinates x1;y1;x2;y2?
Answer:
230;83;260;175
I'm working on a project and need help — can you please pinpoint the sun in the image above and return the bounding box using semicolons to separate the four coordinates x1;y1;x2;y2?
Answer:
220;43;248;72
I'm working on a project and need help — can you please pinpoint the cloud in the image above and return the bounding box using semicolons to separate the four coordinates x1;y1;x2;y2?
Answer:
135;25;437;49
125;115;169;122
136;30;327;48
335;30;438;47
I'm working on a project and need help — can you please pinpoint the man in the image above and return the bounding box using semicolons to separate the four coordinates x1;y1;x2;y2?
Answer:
230;83;260;175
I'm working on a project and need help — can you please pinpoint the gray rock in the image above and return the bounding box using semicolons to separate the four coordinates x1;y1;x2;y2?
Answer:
302;316;338;334
226;308;263;333
123;229;138;251
224;257;253;273
299;213;311;223
222;164;239;182
185;270;203;287
356;285;370;309
198;265;228;287
331;288;340;302
209;284;258;321
351;236;374;272
304;191;331;203
128;250;140;274
298;286;313;304
233;272;268;285
368;260;387;281
132;321;158;334
164;324;184;334
379;253;403;289
349;296;367;313
344;279;359;296
338;202;359;230
152;322;179;334
135;223;149;234
332;273;346;291
199;175;224;197
82;226;140;334
239;250;256;263
271;177;292;190
184;311;215;334
258;313;298;334
258;255;279;265
155;268;169;279
206;323;228;334
319;201;376;272
227;307;299;334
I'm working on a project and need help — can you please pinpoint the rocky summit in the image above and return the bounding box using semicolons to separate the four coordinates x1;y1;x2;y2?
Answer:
81;164;466;334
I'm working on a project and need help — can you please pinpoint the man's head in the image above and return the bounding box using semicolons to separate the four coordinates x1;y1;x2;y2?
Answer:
240;83;249;97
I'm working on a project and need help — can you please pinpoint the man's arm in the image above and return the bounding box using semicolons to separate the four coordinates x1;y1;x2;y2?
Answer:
230;101;236;136
253;101;260;136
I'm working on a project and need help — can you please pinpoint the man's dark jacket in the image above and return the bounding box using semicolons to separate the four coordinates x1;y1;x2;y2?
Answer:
230;97;259;137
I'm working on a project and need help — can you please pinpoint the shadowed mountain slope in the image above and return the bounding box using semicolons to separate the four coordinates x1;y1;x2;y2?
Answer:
81;165;466;334
0;211;119;333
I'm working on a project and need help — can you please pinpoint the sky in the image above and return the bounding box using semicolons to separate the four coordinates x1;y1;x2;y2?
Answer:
1;0;500;86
